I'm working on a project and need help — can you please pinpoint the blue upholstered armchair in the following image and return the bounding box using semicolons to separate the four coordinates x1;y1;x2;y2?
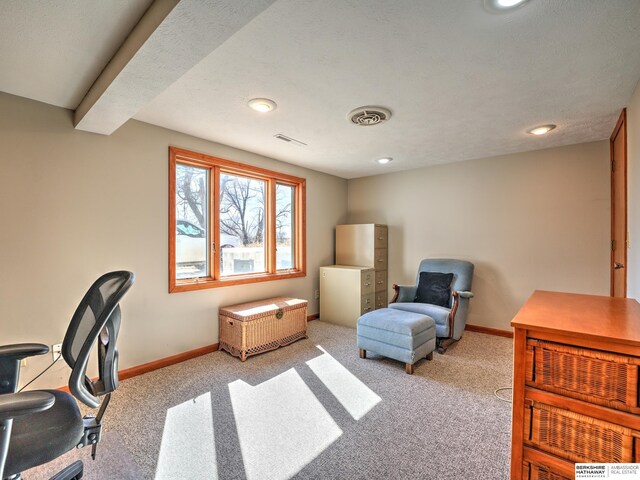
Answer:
389;259;474;353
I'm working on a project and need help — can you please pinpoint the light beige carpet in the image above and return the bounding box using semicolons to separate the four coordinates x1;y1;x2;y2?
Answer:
24;320;513;480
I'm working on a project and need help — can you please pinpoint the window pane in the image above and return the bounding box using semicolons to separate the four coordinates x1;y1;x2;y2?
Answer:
219;173;266;275
175;163;209;279
276;184;295;270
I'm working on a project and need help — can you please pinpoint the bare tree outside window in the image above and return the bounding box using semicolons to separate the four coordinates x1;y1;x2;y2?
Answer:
169;146;306;292
276;184;294;269
175;164;208;278
176;164;207;229
219;174;265;246
219;174;266;275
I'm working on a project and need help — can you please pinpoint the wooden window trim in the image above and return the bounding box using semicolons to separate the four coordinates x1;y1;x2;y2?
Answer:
169;146;306;293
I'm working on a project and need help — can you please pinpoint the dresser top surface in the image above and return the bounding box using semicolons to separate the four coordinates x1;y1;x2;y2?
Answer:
512;290;640;346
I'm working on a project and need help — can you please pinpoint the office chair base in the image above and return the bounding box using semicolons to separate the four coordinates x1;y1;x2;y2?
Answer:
50;460;83;480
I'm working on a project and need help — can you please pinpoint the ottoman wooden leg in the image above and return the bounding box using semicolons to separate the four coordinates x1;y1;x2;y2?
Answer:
405;363;414;374
359;348;366;359
426;352;433;361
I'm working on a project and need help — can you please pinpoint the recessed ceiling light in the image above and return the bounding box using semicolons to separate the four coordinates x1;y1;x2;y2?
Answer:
248;98;277;113
376;157;393;165
497;0;526;6
527;124;556;136
483;0;529;13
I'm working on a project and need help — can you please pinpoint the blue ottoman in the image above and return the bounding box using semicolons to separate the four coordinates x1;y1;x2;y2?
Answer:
357;308;436;374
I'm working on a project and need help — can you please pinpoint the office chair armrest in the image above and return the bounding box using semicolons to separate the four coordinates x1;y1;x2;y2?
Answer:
0;343;49;360
0;344;49;394
0;392;55;480
0;391;55;421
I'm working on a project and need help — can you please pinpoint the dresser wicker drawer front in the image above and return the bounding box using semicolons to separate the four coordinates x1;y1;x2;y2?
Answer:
526;339;640;413
524;401;639;464
522;462;573;480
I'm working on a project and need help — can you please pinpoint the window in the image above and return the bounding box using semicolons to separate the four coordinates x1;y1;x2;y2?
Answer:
169;147;306;292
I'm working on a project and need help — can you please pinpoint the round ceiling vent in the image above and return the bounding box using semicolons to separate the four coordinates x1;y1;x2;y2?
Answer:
348;106;392;126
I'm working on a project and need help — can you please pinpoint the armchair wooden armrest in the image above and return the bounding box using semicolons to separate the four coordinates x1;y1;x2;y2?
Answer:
449;290;474;343
450;290;472;318
391;284;417;303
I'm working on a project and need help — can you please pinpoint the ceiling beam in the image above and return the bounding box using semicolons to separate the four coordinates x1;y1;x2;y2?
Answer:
74;0;275;135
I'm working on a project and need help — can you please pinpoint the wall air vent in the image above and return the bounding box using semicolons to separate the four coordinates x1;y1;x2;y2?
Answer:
348;106;392;126
274;134;307;146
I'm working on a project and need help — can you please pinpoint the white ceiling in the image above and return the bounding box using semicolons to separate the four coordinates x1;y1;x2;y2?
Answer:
2;0;640;179
0;0;154;109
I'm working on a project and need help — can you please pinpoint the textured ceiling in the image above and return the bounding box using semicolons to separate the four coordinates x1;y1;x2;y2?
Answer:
74;0;275;134
0;0;153;109
2;1;640;179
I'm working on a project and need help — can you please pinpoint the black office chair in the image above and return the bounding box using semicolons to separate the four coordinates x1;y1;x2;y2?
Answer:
0;271;134;480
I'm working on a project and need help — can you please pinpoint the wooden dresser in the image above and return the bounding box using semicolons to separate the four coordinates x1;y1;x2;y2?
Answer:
510;291;640;479
335;223;388;309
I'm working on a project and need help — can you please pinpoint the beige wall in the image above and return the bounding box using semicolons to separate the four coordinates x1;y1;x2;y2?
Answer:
0;92;348;388
627;80;640;300
0;89;615;388
347;142;611;331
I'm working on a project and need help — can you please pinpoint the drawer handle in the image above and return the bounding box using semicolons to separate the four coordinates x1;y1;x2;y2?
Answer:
377;259;384;262
364;307;372;312
378;237;384;240
364;282;371;286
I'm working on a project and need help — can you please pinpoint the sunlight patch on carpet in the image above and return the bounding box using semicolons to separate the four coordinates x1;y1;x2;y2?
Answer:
155;392;217;480
306;345;381;420
229;368;342;480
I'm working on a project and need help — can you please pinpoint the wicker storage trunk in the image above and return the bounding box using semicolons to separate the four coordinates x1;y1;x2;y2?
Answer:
219;297;308;361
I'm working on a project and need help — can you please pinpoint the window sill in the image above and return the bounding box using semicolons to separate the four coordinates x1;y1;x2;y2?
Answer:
169;270;306;293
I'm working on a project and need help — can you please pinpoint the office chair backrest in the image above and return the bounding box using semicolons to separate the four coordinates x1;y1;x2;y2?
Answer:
62;271;134;408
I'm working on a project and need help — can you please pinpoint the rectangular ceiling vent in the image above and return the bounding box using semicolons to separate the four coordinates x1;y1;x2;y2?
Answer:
274;134;307;146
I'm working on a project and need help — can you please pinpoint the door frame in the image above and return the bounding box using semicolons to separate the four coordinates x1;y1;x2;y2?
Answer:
610;108;627;296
